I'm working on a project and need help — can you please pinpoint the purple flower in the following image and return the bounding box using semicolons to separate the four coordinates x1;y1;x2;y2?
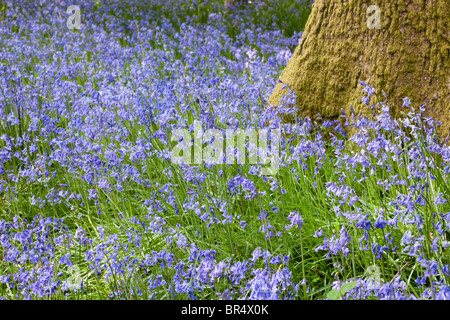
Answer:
285;211;304;230
402;97;411;108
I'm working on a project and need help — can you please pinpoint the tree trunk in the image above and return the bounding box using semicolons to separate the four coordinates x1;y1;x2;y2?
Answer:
225;0;248;9
269;0;450;140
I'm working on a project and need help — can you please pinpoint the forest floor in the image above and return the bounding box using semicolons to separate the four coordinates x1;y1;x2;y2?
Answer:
0;0;449;300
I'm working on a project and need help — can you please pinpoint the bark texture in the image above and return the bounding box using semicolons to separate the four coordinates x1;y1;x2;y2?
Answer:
269;0;450;140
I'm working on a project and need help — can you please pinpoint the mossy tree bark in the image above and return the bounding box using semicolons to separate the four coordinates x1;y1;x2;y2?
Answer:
269;0;450;140
224;0;248;9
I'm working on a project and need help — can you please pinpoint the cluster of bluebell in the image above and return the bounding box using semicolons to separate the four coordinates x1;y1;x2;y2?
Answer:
0;213;300;299
312;84;450;300
0;0;449;300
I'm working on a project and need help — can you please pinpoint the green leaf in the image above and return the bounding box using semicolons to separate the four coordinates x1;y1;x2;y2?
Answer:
327;289;341;300
339;281;358;294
